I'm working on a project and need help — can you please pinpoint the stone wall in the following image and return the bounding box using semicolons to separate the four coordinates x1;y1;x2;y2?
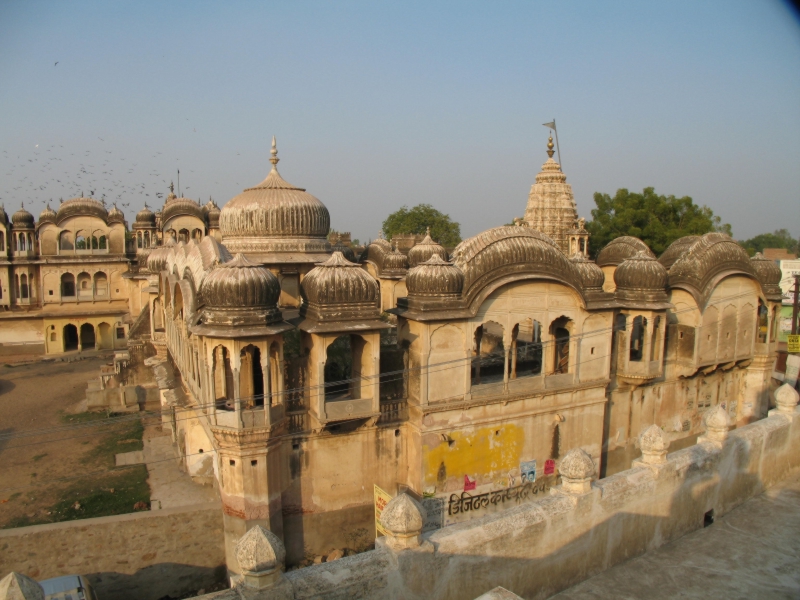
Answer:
198;400;800;600
0;502;225;600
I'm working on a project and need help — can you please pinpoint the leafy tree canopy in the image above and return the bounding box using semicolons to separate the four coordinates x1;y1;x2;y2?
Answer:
586;187;730;258
739;229;799;257
382;203;462;247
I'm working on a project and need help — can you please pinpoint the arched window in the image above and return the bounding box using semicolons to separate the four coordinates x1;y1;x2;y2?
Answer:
325;335;353;400
20;274;28;299
550;317;572;374
213;346;234;409
630;315;647;362
192;228;203;241
91;235;99;250
60;231;74;251
80;323;95;349
18;233;26;251
93;272;108;297
63;324;78;351
98;235;106;250
61;273;75;297
178;228;189;243
512;318;542;378
144;231;150;248
471;321;505;385
77;272;91;299
75;232;87;250
137;232;143;249
240;345;264;408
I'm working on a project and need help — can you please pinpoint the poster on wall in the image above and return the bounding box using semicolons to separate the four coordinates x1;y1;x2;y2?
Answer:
520;460;537;482
374;484;392;538
779;260;800;305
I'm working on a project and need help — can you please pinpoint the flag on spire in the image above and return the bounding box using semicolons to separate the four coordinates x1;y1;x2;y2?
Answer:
543;120;556;130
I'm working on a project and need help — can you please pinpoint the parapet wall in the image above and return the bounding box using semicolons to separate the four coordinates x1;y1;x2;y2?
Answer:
205;403;800;600
0;502;225;600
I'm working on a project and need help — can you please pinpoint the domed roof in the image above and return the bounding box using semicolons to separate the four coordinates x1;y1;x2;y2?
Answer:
38;203;57;225
162;196;203;225
570;255;605;291
12;204;35;228
56;196;108;224
407;228;448;267
204;198;220;227
330;234;356;262
750;252;783;298
300;251;380;322
658;235;701;269
596;236;655;267
135;203;156;225
406;255;464;297
146;238;176;274
382;243;409;276
219;138;331;259
614;251;669;305
200;254;282;326
107;203;125;225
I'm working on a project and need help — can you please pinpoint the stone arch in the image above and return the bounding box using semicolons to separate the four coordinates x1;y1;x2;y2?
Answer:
61;272;75;297
511;317;543;378
60;230;74;251
472;320;505;385
428;324;466;402
80;323;95;349
93;271;108;297
630;315;648;362
98;322;112;349
550;316;573;374
213;345;234;408
63;324;78;351
239;345;264;407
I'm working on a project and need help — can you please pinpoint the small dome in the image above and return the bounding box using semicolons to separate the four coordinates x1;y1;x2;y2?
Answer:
371;231;392;252
330;235;356;262
108;203;125;225
597;236;655;267
38;204;57;225
614;251;668;302
56;196;108;224
162;196;203;224
12;204;34;228
202;254;281;309
406;255;464;297
407;228;448;267
750;252;782;286
559;448;596;480
382;243;409;275
301;251;379;308
235;525;285;574
136;204;156;225
569;255;604;291
205;199;220;227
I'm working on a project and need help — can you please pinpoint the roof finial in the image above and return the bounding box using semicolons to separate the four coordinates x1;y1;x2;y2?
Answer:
270;136;279;167
546;135;555;158
426;226;431;237
169;181;174;194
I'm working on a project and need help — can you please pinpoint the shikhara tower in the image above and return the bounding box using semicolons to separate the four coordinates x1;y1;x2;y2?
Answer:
523;135;589;256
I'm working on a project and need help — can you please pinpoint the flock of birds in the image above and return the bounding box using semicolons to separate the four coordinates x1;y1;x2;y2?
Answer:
0;142;244;220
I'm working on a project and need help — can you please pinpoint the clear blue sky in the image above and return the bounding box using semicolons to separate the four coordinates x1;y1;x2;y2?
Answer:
1;0;798;243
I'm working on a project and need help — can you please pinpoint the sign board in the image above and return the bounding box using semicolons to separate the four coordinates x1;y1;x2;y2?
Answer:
779;260;800;306
788;335;800;354
785;354;800;389
374;484;392;538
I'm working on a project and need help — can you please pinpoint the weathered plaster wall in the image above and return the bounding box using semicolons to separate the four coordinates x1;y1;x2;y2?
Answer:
233;406;800;600
0;502;225;600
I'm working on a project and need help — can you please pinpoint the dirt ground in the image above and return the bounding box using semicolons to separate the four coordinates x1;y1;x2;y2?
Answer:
0;353;148;528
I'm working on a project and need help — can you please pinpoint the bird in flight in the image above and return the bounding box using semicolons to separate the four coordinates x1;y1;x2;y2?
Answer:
54;61;59;66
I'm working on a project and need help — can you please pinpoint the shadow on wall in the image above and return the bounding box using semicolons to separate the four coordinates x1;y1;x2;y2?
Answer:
87;563;227;600
0;378;15;398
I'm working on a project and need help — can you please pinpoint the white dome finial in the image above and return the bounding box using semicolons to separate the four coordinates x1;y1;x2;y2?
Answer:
270;136;279;168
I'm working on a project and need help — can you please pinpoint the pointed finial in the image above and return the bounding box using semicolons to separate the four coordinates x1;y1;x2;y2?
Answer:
426;226;431;237
270;136;279;167
546;135;555;158
169;181;174;194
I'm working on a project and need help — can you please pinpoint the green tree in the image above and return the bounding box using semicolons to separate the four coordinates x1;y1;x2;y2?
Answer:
586;187;730;258
382;204;461;247
739;229;799;257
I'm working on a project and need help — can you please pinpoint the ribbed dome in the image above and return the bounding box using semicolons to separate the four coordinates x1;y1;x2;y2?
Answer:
371;232;392;252
202;254;281;308
108;204;125;225
205;199;220;227
614;251;669;304
382;244;409;275
570;255;605;291
750;252;782;286
56;197;108;224
219;139;331;257
38;204;57;225
136;204;156;225
597;236;655;267
301;252;379;306
12;205;34;228
406;255;464;297
407;228;448;267
162;196;203;224
330;235;356;262
146;238;176;274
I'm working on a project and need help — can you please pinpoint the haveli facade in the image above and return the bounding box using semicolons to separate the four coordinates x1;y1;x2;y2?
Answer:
0;137;784;575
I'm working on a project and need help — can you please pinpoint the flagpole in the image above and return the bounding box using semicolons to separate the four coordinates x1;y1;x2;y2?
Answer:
552;118;562;169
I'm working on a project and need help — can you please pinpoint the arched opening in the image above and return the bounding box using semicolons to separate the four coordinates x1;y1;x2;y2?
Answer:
98;322;112;349
240;345;265;408
77;272;92;299
550;317;572;374
471;321;505;385
93;272;108;297
75;232;87;250
63;324;79;351
168;229;177;241
650;316;662;361
512;318;542;378
18;233;26;251
152;298;165;331
59;231;74;251
91;235;99;250
213;346;235;409
173;284;184;320
137;232;143;248
178;228;189;243
98;235;106;250
325;335;353;400
20;274;28;299
144;231;151;248
80;323;95;349
757;300;768;343
61;273;76;298
630;315;647;362
192;228;203;241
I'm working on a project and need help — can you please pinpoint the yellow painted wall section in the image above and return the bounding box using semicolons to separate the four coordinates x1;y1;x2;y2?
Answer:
423;424;524;489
